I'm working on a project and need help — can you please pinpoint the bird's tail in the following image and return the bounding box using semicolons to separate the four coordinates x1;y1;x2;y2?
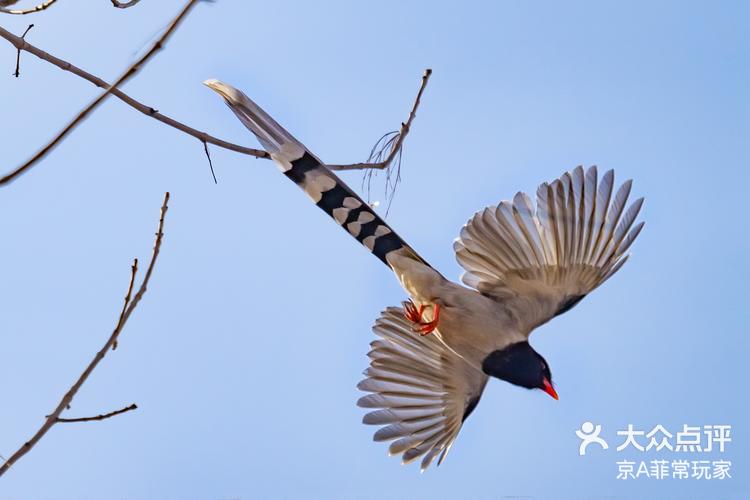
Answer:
204;79;425;267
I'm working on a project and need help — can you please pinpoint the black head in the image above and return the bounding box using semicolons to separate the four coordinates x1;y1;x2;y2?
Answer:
481;341;558;399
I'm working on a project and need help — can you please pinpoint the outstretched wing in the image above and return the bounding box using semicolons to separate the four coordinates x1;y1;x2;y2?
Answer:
358;307;488;472
454;166;644;333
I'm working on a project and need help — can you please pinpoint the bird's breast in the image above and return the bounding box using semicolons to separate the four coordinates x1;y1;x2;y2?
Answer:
434;285;525;370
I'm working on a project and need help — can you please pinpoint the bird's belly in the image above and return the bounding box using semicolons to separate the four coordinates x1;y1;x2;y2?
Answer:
434;297;523;370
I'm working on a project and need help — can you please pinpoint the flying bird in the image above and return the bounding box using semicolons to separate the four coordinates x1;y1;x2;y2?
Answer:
205;80;645;471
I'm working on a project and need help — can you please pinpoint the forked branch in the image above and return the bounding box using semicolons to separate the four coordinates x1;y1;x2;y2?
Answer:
0;3;428;189
0;24;269;161
328;69;432;171
0;0;201;186
0;192;170;478
11;23;32;77
0;19;427;178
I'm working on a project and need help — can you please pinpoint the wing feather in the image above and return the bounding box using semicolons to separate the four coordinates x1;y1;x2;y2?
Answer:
512;192;546;269
358;307;488;471
603;197;645;265
570;166;585;265
592;178;632;264
581;166;598;263
535;182;558;265
586;169;614;262
454;167;644;332
615;221;645;260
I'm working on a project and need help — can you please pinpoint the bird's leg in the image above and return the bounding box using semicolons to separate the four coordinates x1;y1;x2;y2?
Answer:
414;304;441;336
402;299;425;323
402;300;441;336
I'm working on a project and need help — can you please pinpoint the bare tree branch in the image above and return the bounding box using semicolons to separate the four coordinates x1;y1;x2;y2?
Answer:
0;192;171;478
11;22;31;77
112;245;138;351
1;15;426;189
54;404;138;423
0;0;57;15
203;140;217;184
0;24;270;161
328;68;432;171
0;0;201;186
1;18;426;175
111;0;141;8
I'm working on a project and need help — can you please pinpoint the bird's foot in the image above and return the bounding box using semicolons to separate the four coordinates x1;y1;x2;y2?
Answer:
402;300;440;336
402;299;425;324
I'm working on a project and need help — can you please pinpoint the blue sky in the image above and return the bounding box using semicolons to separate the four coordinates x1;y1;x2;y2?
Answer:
0;1;748;498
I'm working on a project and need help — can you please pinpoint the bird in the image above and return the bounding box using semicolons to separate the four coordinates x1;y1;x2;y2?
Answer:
204;79;645;471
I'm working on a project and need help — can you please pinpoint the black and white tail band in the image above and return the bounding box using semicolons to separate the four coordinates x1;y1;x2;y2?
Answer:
204;79;423;266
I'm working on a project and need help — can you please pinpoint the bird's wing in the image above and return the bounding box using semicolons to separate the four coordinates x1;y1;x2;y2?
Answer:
453;166;644;333
358;307;488;472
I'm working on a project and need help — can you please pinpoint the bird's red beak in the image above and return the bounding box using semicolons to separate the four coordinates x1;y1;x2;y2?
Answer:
542;378;559;400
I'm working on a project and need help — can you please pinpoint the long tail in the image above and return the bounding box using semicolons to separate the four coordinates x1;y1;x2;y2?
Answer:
204;79;425;267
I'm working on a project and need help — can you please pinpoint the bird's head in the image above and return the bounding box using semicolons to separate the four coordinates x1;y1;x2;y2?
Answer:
481;341;558;400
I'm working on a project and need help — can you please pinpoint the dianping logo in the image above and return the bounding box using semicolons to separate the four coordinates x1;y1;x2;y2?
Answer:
575;421;732;480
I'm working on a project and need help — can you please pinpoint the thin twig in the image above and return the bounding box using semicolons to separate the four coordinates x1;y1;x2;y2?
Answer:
111;0;141;8
54;404;138;423
0;0;201;186
328;68;432;171
359;130;404;215
203;140;217;184
0;25;269;162
112;256;138;351
0;0;57;15
352;70;432;213
12;23;31;77
0;21;424;175
0;192;170;478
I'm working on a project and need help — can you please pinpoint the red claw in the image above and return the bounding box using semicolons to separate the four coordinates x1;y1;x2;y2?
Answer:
402;300;440;336
402;300;425;324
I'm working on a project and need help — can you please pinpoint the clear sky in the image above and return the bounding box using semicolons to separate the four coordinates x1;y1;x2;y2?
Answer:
0;1;747;499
